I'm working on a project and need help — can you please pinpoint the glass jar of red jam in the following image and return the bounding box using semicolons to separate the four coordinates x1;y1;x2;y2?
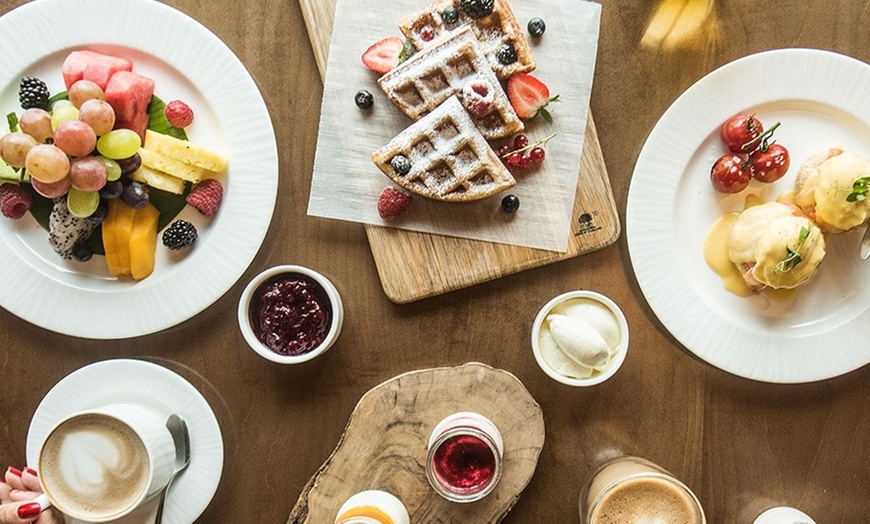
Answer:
426;412;504;503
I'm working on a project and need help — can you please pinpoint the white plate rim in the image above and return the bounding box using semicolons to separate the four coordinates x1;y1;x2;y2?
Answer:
0;0;278;339
626;48;870;384
25;358;224;524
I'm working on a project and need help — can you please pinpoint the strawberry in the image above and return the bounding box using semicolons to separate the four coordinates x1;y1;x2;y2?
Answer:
377;187;412;220
507;73;559;123
362;37;404;75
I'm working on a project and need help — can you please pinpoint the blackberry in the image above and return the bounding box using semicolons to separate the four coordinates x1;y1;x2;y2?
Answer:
391;154;412;176
441;5;459;25
457;0;494;19
355;89;374;109
501;194;520;213
528;17;546;37
496;43;517;65
19;76;50;110
162;220;198;250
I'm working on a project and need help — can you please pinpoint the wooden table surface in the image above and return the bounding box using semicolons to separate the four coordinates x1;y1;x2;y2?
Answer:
1;0;868;522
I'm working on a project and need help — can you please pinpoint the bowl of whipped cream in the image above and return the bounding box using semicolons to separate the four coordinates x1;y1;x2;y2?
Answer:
531;290;629;386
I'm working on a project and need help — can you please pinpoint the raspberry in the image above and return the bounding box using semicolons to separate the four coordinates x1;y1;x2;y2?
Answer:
186;178;223;217
0;184;33;220
377;187;412;220
461;80;493;117
164;100;194;128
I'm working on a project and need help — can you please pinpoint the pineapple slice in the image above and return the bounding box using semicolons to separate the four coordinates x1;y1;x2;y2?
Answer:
129;203;160;280
138;148;212;184
143;130;228;173
131;164;187;194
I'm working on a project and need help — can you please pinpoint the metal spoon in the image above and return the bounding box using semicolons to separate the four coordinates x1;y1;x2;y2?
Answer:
860;225;870;260
155;413;191;524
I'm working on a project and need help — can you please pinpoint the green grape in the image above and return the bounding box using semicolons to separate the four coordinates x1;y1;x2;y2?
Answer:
50;100;80;131
97;156;122;181
96;129;141;159
66;186;100;218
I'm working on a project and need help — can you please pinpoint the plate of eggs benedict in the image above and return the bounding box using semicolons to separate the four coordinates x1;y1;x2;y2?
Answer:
627;48;870;383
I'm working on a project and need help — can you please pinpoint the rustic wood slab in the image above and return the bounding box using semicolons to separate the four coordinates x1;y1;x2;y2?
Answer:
300;0;619;303
287;363;545;523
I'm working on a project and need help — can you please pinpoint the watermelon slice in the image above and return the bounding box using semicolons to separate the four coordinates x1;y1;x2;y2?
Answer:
61;50;133;91
105;71;155;142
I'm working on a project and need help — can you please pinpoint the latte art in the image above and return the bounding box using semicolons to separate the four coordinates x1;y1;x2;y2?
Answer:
40;414;150;519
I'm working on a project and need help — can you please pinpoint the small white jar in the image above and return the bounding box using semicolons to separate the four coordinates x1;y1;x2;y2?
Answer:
334;490;410;524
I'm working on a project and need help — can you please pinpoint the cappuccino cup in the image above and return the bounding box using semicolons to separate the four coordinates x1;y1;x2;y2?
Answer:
579;456;706;524
37;403;176;522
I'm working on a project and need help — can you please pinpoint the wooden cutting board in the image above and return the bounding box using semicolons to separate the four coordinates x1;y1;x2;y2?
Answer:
286;363;545;523
301;0;619;303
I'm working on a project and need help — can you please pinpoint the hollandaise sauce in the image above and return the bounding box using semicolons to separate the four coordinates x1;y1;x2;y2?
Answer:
704;195;797;301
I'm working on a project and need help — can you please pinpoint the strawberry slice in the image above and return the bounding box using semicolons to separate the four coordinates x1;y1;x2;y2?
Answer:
507;73;560;123
362;37;404;75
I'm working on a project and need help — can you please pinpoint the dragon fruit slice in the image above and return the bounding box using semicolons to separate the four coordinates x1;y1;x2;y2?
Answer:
49;196;97;259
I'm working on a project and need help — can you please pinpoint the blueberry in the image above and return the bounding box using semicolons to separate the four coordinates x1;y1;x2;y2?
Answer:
71;243;93;263
528;17;546;37
441;5;459;25
501;194;520;213
496;43;517;65
355;89;374;109
391;155;412;176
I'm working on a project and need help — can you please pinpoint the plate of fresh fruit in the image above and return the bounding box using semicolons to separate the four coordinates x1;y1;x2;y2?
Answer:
0;0;278;339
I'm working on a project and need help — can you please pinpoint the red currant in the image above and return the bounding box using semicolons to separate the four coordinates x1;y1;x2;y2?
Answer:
420;26;435;41
507;152;523;167
529;147;545;164
513;134;529;150
519;155;533;169
497;144;512;158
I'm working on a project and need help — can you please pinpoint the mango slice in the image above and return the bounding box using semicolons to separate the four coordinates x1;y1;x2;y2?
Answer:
129;203;160;280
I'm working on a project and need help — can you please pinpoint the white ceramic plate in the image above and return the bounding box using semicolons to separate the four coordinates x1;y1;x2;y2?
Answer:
627;48;870;383
26;359;223;524
0;0;278;338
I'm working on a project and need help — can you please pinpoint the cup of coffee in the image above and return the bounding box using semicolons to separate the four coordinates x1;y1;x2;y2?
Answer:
579;456;706;524
37;403;176;522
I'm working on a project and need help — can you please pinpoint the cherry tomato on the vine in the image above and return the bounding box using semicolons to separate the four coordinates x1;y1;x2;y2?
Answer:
711;153;751;193
750;143;790;183
721;114;763;154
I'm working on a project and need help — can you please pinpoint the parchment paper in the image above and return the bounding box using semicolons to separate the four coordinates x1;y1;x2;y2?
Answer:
308;0;600;252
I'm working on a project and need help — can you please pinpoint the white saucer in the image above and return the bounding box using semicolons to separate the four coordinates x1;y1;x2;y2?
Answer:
26;359;224;524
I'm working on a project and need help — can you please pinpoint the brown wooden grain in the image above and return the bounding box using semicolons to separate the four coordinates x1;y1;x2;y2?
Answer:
300;0;620;304
286;363;545;523
0;1;868;523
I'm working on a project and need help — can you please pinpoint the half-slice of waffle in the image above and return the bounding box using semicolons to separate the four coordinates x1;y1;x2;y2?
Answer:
372;96;515;202
399;0;535;80
378;27;523;140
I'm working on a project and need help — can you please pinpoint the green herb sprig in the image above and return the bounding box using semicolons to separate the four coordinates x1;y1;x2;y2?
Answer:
847;176;870;202
775;226;810;273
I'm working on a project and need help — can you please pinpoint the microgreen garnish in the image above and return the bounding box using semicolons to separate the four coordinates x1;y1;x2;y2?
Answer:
500;132;557;158
846;176;870;202
775;226;810;273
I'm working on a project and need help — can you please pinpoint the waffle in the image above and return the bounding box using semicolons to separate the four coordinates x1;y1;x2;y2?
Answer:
378;27;523;140
372;96;515;202
399;0;535;80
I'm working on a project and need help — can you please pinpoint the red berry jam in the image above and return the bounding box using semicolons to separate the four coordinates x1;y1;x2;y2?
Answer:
248;273;332;356
432;434;497;491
